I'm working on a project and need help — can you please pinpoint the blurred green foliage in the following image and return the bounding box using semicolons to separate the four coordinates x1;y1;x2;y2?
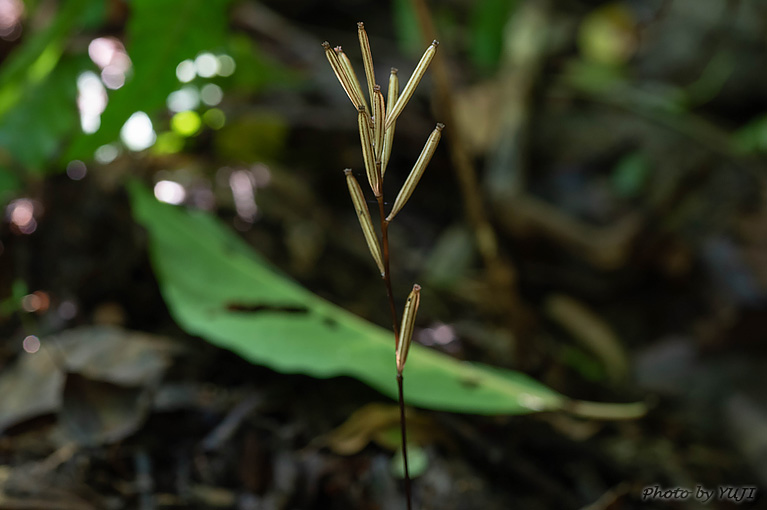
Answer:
227;34;302;94
0;0;304;186
392;0;422;57
0;56;82;172
67;0;232;160
558;344;606;383
0;280;27;317
611;151;650;199
469;0;518;72
214;112;288;163
735;114;767;154
393;0;518;72
0;0;103;175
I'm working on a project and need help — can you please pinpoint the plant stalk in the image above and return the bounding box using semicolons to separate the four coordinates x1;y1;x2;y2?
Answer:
377;196;400;342
376;194;412;510
397;370;412;510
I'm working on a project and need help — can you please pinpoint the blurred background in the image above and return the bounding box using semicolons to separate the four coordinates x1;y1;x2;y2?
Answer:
1;0;766;508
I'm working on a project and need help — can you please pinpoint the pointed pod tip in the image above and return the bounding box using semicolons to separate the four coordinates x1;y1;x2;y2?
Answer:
374;84;381;92
432;40;440;47
413;283;421;292
343;168;353;176
322;41;331;49
391;67;398;74
436;122;445;131
334;45;343;53
357;21;365;28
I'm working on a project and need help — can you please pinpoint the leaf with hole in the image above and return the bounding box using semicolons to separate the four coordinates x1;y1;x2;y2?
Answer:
129;181;645;418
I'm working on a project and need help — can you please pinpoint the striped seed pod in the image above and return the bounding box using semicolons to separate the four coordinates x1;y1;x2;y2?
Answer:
357;22;376;108
345;169;385;275
357;106;381;196
373;85;386;165
335;46;368;113
381;68;399;177
385;40;439;130
386;123;444;222
396;284;421;373
322;42;364;110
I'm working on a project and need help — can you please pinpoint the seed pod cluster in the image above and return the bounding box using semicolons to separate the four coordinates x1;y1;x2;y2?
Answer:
323;26;441;207
325;24;441;374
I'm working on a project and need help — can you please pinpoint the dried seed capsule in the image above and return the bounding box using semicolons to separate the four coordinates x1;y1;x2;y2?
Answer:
381;68;399;177
357;22;376;108
335;46;368;112
357;106;381;197
373;85;386;165
396;284;421;372
385;40;439;130
322;41;363;110
386;123;444;222
345;169;385;275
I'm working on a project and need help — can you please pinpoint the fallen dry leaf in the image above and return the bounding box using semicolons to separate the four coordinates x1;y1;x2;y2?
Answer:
0;326;178;439
323;402;439;455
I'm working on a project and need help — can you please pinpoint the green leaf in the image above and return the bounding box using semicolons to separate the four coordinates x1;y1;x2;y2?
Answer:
67;0;232;160
611;151;650;198
0;0;102;114
213;112;288;163
227;34;303;94
127;181;567;415
558;344;606;383
0;56;85;172
0;0;103;172
734;113;767;154
392;0;423;57
0;167;21;208
469;0;518;72
0;279;28;317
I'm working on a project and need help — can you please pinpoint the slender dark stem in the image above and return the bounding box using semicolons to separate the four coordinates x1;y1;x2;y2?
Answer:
377;195;400;343
376;194;412;510
397;370;412;510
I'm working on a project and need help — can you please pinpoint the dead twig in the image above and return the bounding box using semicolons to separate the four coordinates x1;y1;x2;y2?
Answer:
407;0;534;348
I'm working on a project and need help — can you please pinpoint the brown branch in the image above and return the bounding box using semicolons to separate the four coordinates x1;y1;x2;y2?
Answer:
407;0;508;277
408;0;535;355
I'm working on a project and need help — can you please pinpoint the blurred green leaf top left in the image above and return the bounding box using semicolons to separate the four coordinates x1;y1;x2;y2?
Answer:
0;0;103;173
0;0;233;175
67;0;232;160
